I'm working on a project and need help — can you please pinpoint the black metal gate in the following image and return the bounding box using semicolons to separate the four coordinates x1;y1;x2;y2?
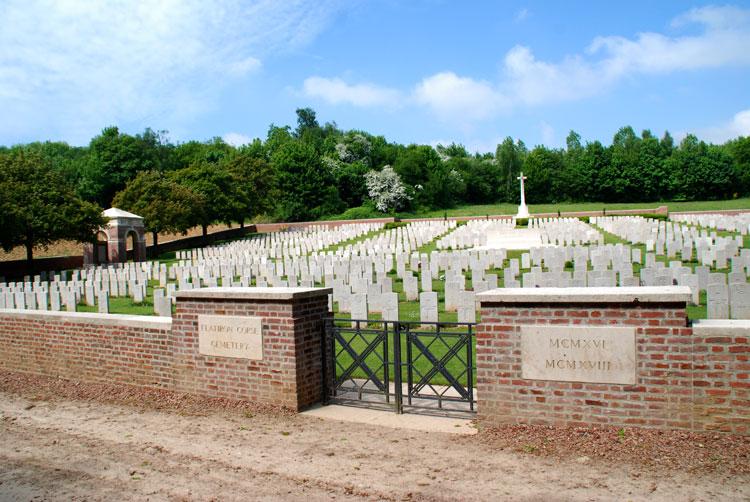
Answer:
323;319;476;415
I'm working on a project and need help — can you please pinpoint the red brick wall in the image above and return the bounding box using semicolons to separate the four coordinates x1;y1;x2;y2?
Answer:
692;322;750;434
0;288;332;412
477;300;750;434
171;294;330;411
477;301;694;430
0;312;173;389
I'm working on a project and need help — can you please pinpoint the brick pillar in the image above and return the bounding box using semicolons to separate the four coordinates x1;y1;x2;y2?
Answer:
691;320;750;434
476;287;693;431
172;287;331;411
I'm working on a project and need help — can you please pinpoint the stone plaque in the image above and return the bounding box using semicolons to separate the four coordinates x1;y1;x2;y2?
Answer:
198;315;263;360
521;326;636;384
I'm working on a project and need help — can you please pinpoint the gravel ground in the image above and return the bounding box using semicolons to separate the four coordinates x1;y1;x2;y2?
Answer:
476;424;750;475
0;370;748;501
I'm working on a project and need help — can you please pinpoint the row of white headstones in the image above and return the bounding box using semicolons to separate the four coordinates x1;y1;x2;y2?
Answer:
1;212;749;320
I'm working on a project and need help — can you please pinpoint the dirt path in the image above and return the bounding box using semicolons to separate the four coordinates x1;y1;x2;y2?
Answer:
0;391;747;501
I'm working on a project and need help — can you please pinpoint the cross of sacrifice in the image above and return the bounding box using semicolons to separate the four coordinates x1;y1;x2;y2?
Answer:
517;172;527;207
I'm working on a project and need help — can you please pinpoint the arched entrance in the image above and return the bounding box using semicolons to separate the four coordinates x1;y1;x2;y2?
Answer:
95;232;108;264
83;208;147;265
126;230;144;262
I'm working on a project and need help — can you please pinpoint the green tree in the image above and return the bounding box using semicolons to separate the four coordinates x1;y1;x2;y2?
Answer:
638;131;670;201
453;157;500;204
335;131;372;167
524;146;563;203
169;161;240;235
370;135;402;170
237;138;266;159
170;137;233;171
0;152;106;271
732;136;750;195
608;126;641;201
79;126;166;206
668;135;737;201
496;137;526;203
112;170;203;253
581;140;610;201
332;161;370;208
294;107;322;148
222;154;276;225
424;161;465;209
392;145;442;209
660;131;675;157
560;131;587;201
272;141;342;222
436;142;470;159
264;124;294;160
8;140;88;189
136;128;174;172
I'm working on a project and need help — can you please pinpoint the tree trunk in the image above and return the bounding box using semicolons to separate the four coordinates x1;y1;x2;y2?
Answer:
25;242;34;276
202;224;208;237
152;231;159;257
240;221;244;229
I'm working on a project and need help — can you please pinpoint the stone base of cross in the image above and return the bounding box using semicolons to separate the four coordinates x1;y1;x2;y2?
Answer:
515;171;530;219
515;203;530;219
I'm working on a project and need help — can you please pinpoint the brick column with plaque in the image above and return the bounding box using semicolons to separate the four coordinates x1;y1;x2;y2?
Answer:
172;287;331;411
476;287;693;431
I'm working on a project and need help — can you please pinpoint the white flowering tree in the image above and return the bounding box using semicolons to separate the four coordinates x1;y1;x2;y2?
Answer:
335;133;371;165
364;166;412;212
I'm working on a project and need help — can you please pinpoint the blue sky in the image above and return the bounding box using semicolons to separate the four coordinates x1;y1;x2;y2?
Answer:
1;1;749;154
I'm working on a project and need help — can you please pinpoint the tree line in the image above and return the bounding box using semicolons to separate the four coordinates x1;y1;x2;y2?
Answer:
1;107;749;263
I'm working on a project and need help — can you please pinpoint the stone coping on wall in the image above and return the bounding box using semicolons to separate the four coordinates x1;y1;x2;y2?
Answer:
476;286;692;303
692;319;750;332
173;286;333;301
0;309;171;329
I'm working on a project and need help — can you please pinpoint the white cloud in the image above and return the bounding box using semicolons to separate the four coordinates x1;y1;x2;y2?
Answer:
303;72;509;126
301;5;750;129
223;132;254;147
302;77;402;108
502;46;603;105
672;5;750;31
443;5;750;116
0;0;343;144
413;72;509;123
515;8;530;22
588;6;750;75
504;5;750;106
695;109;750;144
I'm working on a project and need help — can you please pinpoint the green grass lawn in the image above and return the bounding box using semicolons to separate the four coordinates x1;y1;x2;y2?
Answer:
75;279;169;316
407;198;750;218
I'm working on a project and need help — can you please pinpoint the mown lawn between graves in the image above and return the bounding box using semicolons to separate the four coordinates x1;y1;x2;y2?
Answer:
408;198;750;219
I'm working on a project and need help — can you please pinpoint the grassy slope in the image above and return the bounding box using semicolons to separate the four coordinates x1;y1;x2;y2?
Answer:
410;198;750;218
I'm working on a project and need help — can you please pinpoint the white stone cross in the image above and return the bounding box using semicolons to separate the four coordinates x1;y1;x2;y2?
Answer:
516;171;530;219
517;172;527;207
